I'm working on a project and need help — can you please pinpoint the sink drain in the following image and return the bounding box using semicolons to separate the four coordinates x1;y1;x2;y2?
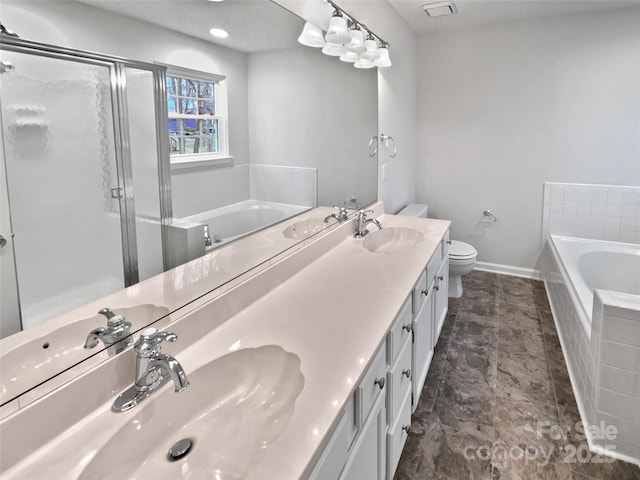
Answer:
168;438;193;461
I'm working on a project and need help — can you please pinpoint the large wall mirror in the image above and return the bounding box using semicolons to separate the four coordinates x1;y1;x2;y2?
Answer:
0;0;378;405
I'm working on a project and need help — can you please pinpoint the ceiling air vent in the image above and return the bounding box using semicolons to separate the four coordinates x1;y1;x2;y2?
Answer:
422;1;457;17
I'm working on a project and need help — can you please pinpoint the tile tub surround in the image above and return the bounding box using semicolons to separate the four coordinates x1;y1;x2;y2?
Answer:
540;235;640;465
542;182;640;245
0;207;451;479
394;272;640;480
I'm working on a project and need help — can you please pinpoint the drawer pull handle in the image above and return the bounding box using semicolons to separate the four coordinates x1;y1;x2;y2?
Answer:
402;323;412;333
402;369;411;379
438;275;444;281
402;425;411;434
374;377;385;390
446;240;452;245
434;285;440;291
421;289;428;296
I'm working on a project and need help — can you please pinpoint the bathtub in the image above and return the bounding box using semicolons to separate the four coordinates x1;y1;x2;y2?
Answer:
168;200;310;266
541;235;640;466
550;236;640;331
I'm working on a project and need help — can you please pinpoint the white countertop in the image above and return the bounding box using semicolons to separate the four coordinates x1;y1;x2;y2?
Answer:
0;211;450;479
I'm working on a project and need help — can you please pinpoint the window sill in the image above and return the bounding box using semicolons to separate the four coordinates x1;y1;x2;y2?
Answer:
170;155;234;170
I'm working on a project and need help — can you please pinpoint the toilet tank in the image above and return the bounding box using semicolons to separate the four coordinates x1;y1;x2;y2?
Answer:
397;204;428;218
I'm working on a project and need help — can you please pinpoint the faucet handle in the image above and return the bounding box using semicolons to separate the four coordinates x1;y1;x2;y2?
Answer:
135;328;177;356
98;307;115;319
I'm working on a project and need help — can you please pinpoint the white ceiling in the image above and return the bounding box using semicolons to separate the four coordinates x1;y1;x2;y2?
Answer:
77;0;639;50
78;0;304;53
388;0;640;35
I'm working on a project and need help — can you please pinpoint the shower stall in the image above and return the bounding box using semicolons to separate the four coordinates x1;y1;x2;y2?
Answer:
0;37;171;337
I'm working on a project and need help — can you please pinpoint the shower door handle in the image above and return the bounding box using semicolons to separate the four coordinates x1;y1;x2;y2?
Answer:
0;235;7;248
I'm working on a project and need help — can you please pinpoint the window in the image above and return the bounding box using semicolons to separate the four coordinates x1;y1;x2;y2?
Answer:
165;66;229;166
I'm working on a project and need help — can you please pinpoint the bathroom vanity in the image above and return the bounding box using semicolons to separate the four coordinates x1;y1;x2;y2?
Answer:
0;202;450;479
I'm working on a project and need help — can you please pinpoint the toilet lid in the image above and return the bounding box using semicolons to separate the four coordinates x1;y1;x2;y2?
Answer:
449;240;477;259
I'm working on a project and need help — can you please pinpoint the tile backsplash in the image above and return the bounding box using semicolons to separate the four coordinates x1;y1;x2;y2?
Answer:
542;182;640;244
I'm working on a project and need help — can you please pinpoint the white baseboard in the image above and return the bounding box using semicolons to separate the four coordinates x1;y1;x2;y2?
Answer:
474;261;541;280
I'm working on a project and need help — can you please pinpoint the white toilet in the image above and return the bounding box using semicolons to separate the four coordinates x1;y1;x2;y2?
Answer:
448;240;477;298
397;204;477;298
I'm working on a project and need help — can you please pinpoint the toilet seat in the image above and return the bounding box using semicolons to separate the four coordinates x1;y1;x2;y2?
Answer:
449;240;477;260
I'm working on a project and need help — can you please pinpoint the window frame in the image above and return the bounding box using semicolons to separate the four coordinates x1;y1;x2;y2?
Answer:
161;64;231;169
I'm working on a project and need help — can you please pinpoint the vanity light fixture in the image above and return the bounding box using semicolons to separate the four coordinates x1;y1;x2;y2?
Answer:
296;0;391;69
345;22;366;53
361;33;380;61
339;50;360;63
209;27;229;39
325;8;350;44
322;41;345;57
374;43;392;68
297;22;325;48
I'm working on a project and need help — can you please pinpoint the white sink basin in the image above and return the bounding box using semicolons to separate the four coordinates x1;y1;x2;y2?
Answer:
282;217;335;240
362;227;424;254
79;345;304;480
0;304;169;403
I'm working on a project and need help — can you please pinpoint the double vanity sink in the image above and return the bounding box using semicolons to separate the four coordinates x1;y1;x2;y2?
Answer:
0;203;450;479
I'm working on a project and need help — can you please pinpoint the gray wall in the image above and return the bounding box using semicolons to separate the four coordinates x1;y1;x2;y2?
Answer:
416;7;640;270
247;46;377;208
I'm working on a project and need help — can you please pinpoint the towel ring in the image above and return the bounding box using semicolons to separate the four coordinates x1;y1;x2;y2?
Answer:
481;209;497;224
379;133;397;158
368;135;379;157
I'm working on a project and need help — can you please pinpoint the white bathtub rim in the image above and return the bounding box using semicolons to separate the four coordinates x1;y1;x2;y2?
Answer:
180;199;308;225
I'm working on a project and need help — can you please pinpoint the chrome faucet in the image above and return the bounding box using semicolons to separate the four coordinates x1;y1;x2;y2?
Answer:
354;209;383;238
324;206;350;224
84;308;132;355
204;224;213;247
112;327;189;413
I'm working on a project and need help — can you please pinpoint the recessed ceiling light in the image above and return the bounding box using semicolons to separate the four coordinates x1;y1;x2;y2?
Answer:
423;1;457;17
207;0;224;2
209;28;229;39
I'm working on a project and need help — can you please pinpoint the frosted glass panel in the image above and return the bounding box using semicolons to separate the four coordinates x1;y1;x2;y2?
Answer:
0;51;124;329
124;67;164;281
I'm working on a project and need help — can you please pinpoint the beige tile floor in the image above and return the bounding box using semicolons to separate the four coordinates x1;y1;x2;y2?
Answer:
394;271;640;480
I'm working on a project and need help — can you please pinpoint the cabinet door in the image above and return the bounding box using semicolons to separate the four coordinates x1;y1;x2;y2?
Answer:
412;285;434;412
340;392;387;480
433;259;449;348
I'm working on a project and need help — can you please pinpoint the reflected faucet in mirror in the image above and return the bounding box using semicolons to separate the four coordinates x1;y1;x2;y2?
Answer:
83;308;133;355
324;206;350;224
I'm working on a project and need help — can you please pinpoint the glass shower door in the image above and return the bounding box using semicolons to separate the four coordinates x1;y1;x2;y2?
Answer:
0;50;125;330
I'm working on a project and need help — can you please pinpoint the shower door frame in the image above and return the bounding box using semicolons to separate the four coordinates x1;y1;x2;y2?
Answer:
0;36;172;288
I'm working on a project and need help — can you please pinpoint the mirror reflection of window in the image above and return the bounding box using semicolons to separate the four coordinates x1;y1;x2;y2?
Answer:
166;68;228;165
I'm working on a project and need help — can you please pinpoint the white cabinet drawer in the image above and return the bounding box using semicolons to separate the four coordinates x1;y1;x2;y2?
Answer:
387;296;412;365
355;343;387;428
387;337;412;425
387;387;412;479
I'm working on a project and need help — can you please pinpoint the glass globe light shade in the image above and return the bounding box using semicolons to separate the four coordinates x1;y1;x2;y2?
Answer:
374;46;392;67
325;12;350;44
297;22;325;48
